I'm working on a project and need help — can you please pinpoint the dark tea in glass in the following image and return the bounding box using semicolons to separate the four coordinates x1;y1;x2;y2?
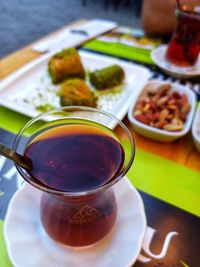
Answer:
13;107;134;247
166;4;200;67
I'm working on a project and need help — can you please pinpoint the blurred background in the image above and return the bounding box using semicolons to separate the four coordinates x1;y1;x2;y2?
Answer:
0;0;142;58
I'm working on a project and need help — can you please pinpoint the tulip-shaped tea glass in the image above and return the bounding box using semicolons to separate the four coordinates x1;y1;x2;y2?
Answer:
13;106;134;247
165;3;200;68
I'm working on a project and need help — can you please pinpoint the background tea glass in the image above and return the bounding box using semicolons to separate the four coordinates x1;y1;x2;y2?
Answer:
165;3;200;68
13;106;135;247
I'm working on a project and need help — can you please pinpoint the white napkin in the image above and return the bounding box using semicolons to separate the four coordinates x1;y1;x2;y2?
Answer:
32;19;117;53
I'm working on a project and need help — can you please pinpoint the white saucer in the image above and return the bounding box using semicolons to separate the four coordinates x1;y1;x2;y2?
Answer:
151;45;200;79
4;177;146;267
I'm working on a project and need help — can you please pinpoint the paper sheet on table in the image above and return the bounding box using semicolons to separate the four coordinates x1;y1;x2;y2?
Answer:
32;19;117;53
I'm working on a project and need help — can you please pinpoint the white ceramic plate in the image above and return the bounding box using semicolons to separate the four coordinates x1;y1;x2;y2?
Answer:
0;51;151;121
4;177;146;267
151;45;200;79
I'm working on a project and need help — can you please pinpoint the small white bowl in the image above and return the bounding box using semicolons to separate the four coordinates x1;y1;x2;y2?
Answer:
128;80;196;142
192;104;200;152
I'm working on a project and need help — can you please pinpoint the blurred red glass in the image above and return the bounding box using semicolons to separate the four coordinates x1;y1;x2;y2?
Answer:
166;4;200;67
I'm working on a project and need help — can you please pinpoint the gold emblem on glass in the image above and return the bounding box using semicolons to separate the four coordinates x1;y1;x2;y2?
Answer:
70;205;102;225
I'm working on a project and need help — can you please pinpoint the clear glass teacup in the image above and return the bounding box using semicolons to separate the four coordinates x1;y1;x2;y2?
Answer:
13;106;135;247
166;4;200;68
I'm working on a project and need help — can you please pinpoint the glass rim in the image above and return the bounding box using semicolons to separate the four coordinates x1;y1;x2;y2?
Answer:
13;106;135;196
176;4;200;18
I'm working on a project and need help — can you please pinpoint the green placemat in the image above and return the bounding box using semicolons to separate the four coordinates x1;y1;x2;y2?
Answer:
127;147;200;217
83;39;154;65
0;220;12;267
0;107;30;134
0;105;199;216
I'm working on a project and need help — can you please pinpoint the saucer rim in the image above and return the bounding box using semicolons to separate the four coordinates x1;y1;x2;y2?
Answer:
4;177;146;267
151;45;200;78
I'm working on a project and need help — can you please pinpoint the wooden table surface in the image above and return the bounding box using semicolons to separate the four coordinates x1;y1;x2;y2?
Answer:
0;19;199;172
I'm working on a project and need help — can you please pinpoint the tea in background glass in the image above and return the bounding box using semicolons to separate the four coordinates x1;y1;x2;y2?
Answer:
165;4;200;67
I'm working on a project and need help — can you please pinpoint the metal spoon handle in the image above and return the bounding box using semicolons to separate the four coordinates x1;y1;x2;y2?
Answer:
0;143;32;170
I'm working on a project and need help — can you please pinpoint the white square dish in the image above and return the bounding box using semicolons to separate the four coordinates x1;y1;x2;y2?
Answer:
128;80;196;142
0;50;151;121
